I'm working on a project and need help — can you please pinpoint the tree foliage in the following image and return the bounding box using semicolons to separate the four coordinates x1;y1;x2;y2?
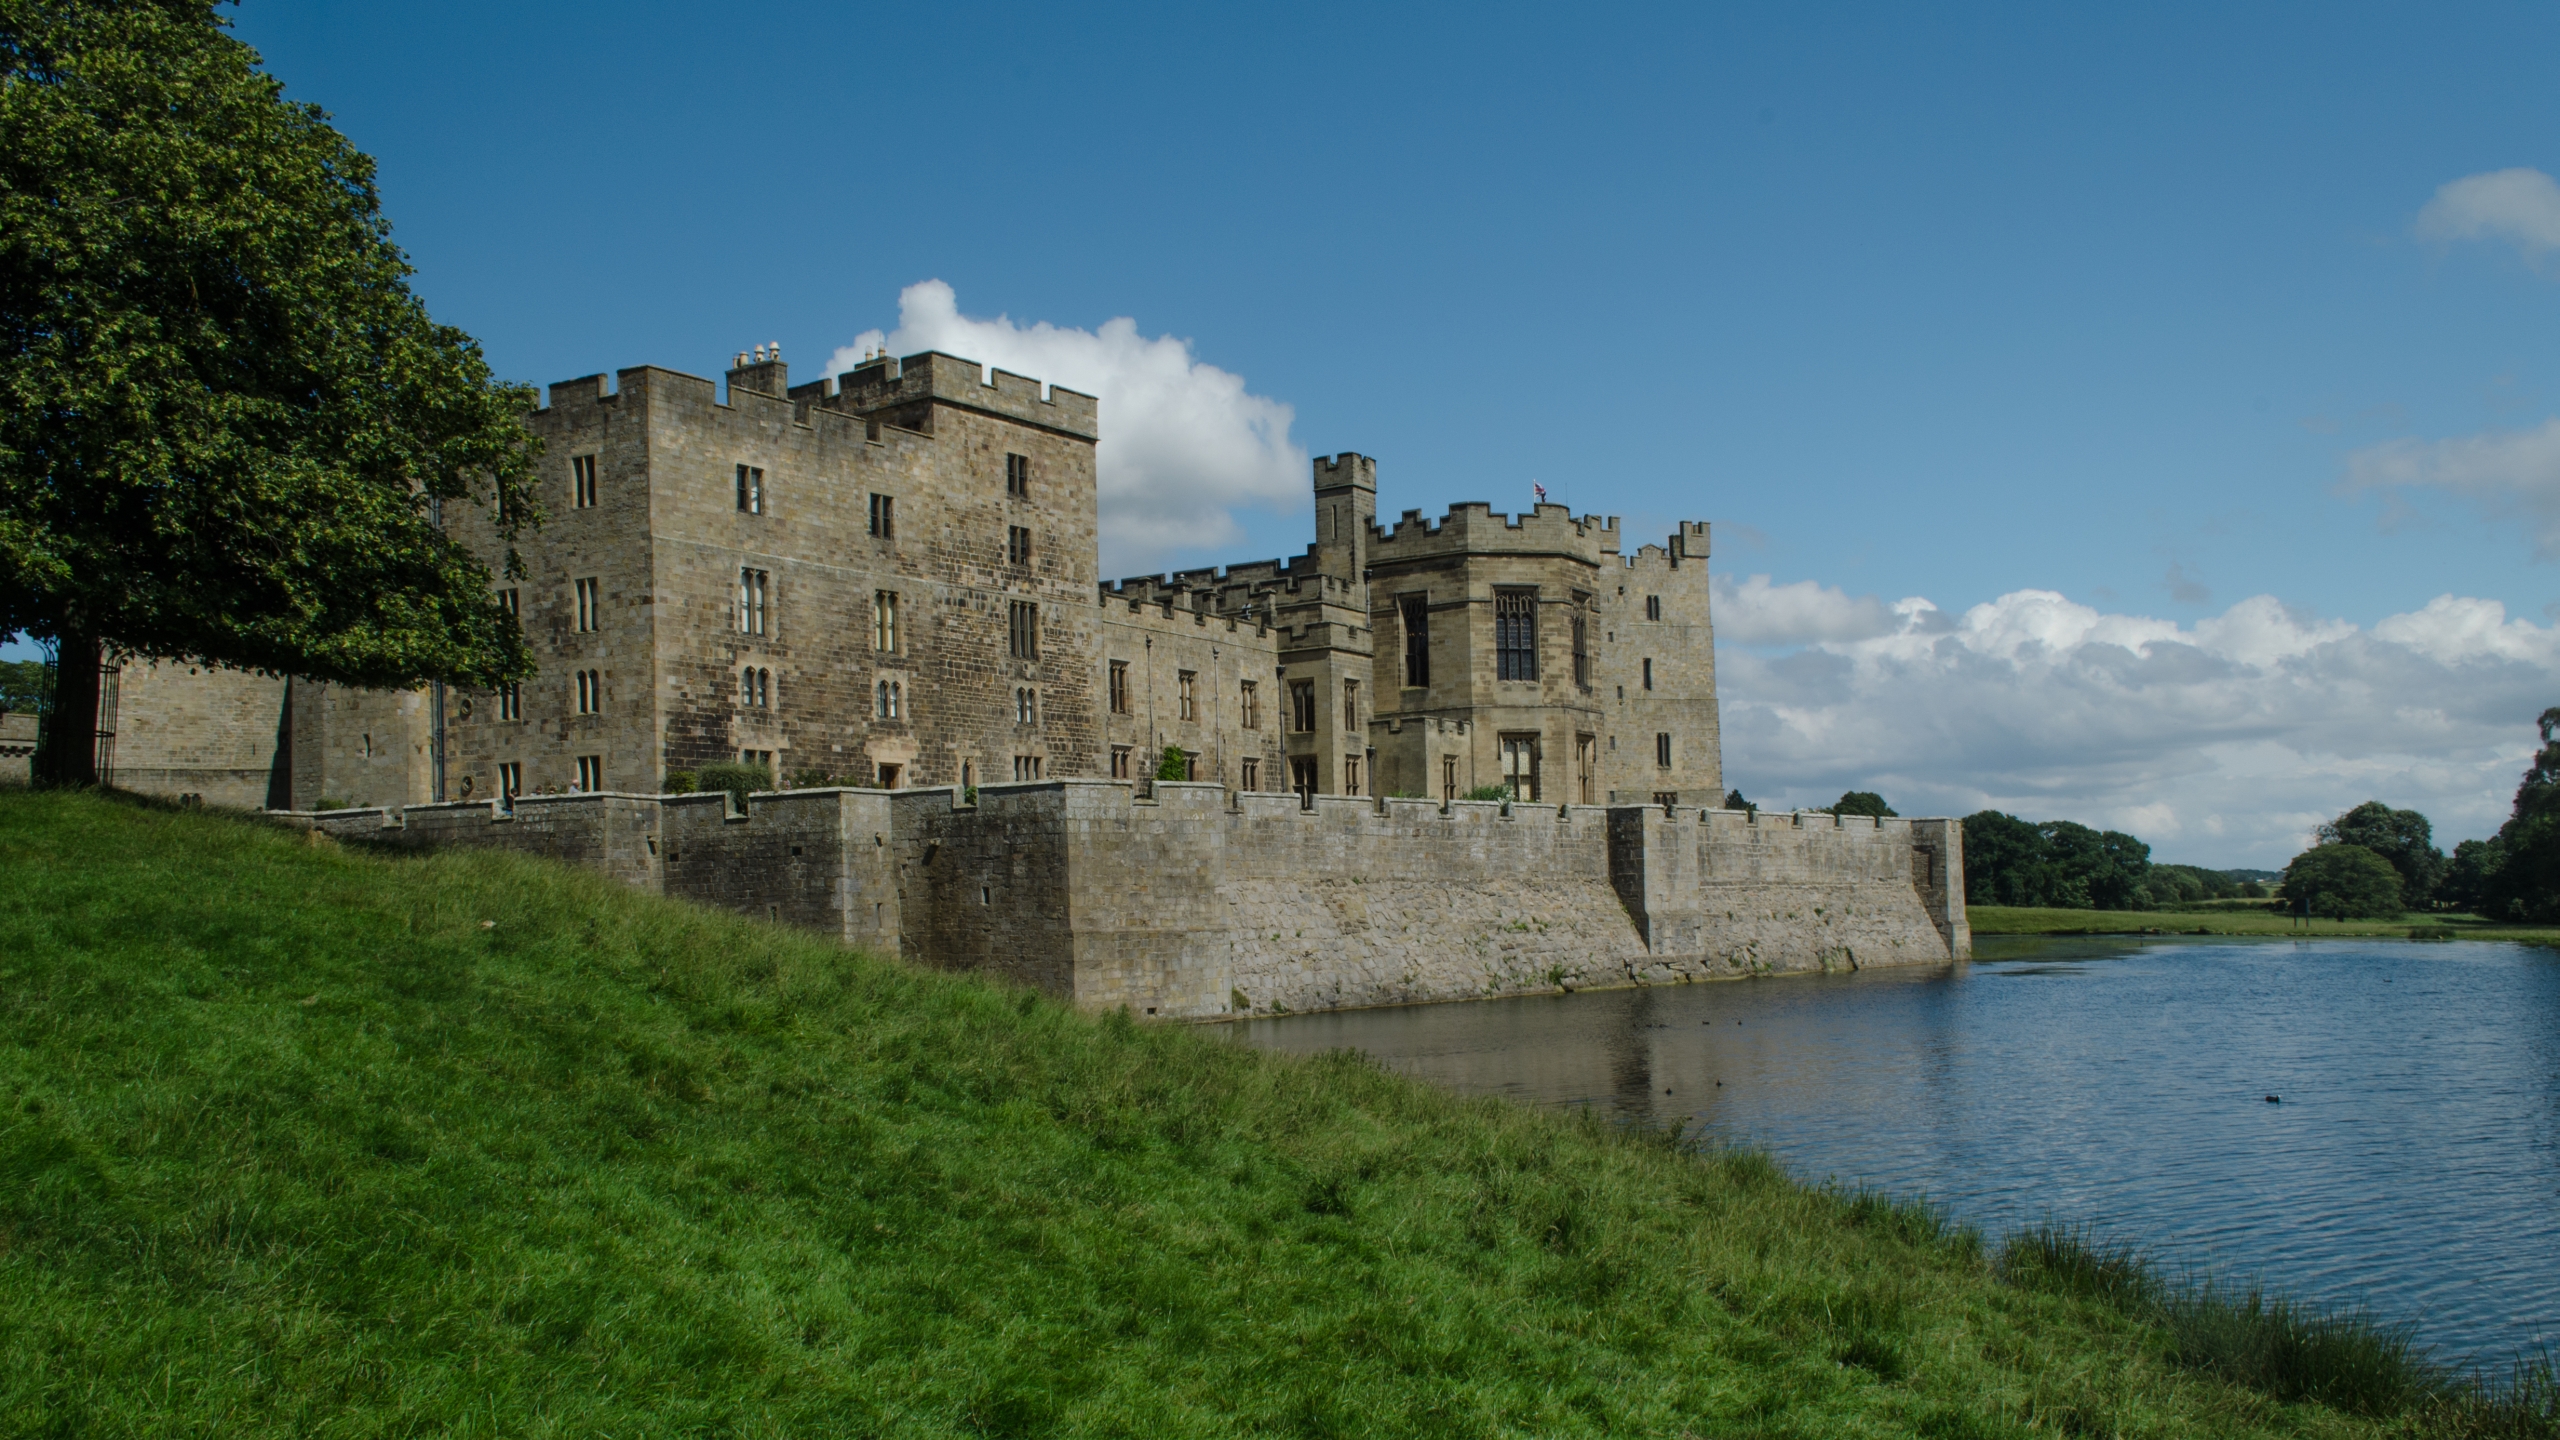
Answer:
2447;706;2560;922
2278;843;2404;920
1156;745;1191;782
1960;811;2152;909
1827;790;1896;818
1;0;540;783
2315;801;2444;910
1721;788;1755;814
0;656;46;714
694;761;771;809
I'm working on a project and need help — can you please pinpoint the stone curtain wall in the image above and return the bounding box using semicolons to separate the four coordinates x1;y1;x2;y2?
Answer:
283;787;1967;1019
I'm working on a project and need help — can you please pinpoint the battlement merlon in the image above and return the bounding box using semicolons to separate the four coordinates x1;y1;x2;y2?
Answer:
1312;452;1376;497
816;350;1099;441
1620;521;1713;570
1369;502;1624;564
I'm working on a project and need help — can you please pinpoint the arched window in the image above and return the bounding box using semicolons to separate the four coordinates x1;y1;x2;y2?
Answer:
877;679;890;718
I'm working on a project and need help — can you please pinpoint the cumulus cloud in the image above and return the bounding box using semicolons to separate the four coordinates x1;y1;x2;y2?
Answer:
1710;573;1905;645
2342;418;2560;558
2415;167;2560;263
1717;588;2555;866
830;281;1306;575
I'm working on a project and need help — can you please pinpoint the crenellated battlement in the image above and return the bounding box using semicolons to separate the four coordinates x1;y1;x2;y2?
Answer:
273;784;1964;1020
1619;520;1712;571
1371;502;1622;562
818;350;1098;439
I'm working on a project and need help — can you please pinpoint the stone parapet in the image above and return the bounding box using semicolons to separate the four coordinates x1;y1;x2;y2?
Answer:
270;790;1969;1022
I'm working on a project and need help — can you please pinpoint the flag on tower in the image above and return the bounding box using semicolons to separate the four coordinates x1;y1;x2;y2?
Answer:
1532;482;1548;503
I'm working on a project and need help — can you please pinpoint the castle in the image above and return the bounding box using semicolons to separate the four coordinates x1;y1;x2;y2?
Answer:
102;345;1722;813
93;345;1969;1017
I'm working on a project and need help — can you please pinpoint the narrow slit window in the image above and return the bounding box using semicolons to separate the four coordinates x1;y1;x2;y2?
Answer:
1656;732;1673;768
868;493;894;538
1178;670;1197;722
738;569;769;635
572;454;598;509
1007;525;1032;566
736;464;764;514
1005;452;1030;496
874;591;899;653
1238;679;1258;729
1008;602;1039;660
1109;661;1130;714
576;755;603;791
574;578;601;633
1400;595;1429;687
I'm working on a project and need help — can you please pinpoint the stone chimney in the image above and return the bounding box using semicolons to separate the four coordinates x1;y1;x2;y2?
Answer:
726;342;789;400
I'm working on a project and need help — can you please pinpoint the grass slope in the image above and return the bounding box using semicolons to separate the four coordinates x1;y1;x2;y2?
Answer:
0;792;2406;1438
1969;905;2560;941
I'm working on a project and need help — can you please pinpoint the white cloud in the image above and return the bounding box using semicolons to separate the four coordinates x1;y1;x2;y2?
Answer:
1718;588;2555;866
1710;573;1903;645
2415;167;2560;263
2342;418;2560;559
830;281;1306;575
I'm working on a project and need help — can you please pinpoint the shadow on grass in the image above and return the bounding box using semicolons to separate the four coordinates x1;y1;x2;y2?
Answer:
1997;1219;2558;1435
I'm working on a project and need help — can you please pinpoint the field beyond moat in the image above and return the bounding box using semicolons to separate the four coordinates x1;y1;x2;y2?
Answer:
1970;903;2560;942
0;790;2542;1436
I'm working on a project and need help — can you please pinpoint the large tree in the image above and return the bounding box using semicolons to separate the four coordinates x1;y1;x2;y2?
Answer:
2316;801;2445;910
2461;706;2560;923
2278;843;2403;920
1;0;539;787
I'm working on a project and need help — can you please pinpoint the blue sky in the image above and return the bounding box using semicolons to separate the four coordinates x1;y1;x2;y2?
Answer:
25;1;2560;863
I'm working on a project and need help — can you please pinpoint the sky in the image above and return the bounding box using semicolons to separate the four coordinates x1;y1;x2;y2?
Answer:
21;0;2560;866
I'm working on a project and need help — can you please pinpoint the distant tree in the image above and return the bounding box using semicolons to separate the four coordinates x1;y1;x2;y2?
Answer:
1959;810;2152;909
2133;863;2245;909
1829;790;1897;818
2474;706;2560;923
0;657;47;714
2317;802;2446;909
2279;843;2404;920
1156;745;1191;782
2;2;542;788
1722;788;1756;814
1960;811;2045;906
2440;836;2505;916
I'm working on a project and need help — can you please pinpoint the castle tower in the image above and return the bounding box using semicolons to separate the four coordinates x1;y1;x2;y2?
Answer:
1311;453;1376;587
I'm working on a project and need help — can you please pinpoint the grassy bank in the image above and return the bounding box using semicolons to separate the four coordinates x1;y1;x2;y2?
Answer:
0;790;2536;1437
1970;903;2560;942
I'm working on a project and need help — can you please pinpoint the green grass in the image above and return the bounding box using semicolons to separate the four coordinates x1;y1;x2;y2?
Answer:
1998;1223;2557;1437
1969;904;2560;942
0;790;2491;1437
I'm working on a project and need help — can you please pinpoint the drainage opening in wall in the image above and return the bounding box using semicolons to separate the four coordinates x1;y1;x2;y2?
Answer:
981;886;991;905
1146;1008;1156;1016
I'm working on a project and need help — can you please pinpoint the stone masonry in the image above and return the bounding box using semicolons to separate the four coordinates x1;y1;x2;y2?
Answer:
283;783;1969;1020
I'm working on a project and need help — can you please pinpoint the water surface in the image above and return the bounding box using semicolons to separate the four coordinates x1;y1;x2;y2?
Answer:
1237;937;2560;1365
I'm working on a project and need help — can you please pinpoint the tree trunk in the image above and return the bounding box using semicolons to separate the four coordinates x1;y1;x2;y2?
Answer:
37;631;101;789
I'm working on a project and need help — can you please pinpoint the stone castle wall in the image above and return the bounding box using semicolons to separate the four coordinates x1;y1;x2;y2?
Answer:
283;785;1967;1020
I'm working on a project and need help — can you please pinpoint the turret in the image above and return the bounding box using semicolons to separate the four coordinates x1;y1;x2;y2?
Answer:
1311;453;1376;587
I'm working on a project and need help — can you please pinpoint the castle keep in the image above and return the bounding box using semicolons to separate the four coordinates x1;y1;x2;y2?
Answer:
98;344;1970;1015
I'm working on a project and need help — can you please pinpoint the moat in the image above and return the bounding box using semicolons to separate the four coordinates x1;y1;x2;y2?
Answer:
1238;936;2560;1365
